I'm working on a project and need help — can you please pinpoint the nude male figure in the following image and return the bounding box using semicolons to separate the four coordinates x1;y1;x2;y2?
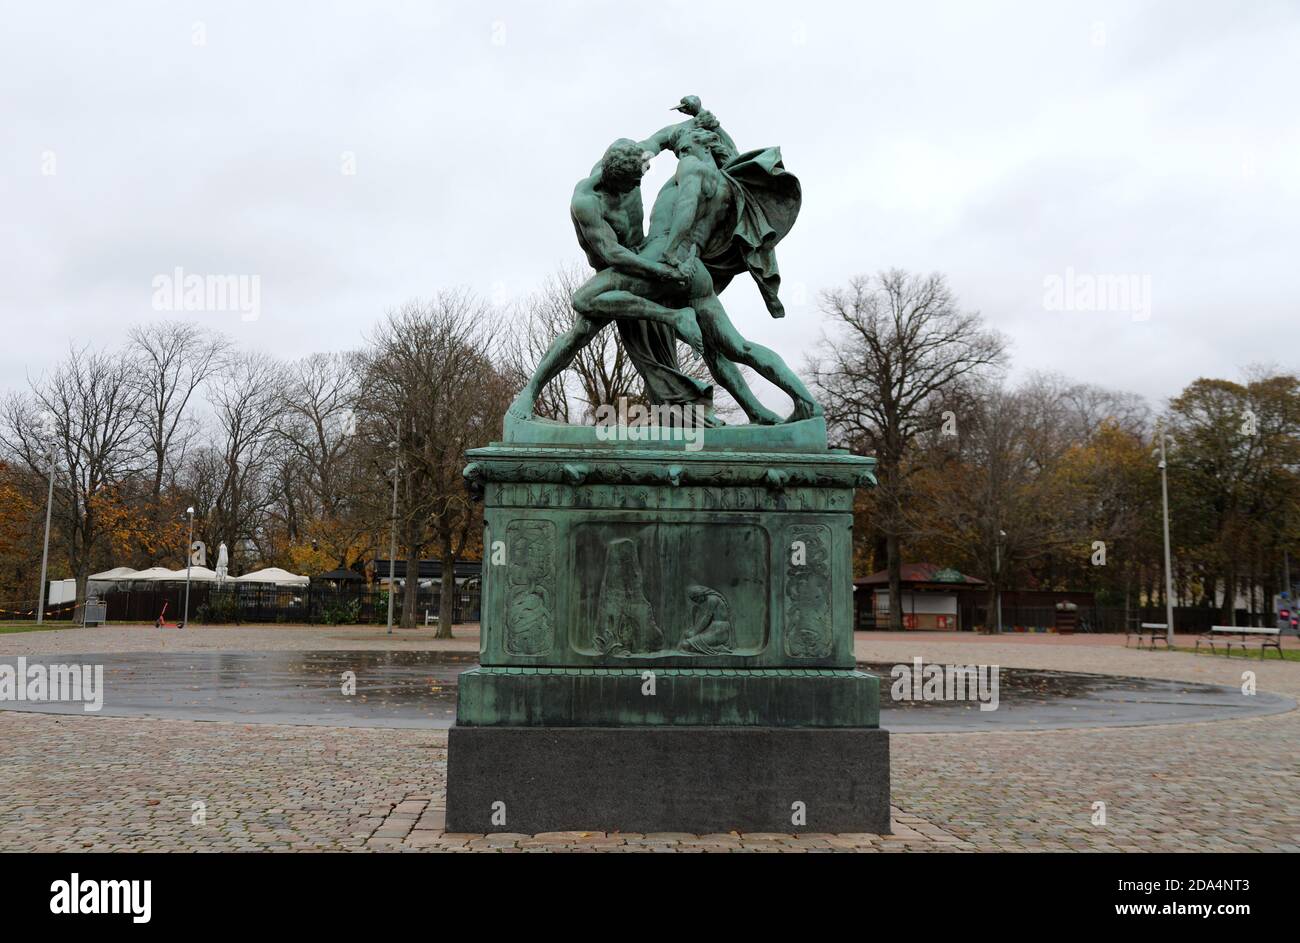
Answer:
508;138;703;420
511;105;816;423
565;127;816;423
647;128;821;422
553;121;802;425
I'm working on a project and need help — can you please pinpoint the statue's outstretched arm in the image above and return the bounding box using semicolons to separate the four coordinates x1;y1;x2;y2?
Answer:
637;119;694;156
640;116;738;163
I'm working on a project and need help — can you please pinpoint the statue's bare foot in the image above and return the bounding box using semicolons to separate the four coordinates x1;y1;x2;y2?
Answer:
786;398;823;422
746;404;782;425
675;308;705;354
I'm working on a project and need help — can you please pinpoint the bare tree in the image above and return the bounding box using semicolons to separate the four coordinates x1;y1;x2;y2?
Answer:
809;270;1006;629
201;351;286;571
127;322;230;498
126;322;229;562
359;293;510;636
0;346;144;604
274;352;370;569
918;384;1078;627
1016;372;1150;464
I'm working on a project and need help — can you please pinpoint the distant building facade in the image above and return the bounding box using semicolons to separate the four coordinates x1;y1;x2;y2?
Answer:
855;563;986;630
854;563;1096;632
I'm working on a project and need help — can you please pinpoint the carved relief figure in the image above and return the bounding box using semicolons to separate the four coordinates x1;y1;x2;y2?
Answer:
504;521;555;655
593;538;665;655
785;525;832;657
678;583;735;655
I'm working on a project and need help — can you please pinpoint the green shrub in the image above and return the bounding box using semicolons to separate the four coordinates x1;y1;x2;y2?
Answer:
197;592;243;624
320;597;362;626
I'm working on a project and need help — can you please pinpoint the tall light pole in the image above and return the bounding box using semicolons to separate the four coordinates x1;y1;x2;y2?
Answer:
181;506;195;630
1157;424;1176;646
995;529;1006;634
386;446;399;635
35;444;55;625
1283;549;1291;619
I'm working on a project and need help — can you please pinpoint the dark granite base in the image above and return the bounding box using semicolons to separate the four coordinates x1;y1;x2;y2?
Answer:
445;725;891;834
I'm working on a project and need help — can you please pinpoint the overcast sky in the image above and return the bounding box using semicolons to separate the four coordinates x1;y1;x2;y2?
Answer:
2;0;1296;412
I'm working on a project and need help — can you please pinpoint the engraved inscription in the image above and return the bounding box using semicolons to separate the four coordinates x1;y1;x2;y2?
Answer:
492;482;851;512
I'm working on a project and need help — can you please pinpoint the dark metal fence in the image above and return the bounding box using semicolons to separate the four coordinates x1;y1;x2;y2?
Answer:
856;600;1254;634
12;585;482;626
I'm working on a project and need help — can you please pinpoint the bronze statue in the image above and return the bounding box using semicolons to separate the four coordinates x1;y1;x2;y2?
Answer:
509;96;819;425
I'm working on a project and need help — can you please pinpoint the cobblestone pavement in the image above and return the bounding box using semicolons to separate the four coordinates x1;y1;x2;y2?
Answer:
2;626;1297;852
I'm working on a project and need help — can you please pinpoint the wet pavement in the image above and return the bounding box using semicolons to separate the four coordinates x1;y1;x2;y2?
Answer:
860;660;1294;730
0;651;1291;731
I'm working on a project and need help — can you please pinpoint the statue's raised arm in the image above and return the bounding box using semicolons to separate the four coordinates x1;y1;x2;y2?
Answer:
638;95;738;159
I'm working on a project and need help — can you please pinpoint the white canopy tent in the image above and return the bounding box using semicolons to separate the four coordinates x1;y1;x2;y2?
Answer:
86;564;306;586
120;566;217;582
128;566;184;581
89;566;139;581
234;567;309;587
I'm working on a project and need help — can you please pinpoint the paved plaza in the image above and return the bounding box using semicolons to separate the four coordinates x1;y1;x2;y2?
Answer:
2;626;1297;852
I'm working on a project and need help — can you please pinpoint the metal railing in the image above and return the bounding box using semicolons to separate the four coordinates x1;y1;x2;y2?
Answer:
49;585;484;626
854;600;1253;634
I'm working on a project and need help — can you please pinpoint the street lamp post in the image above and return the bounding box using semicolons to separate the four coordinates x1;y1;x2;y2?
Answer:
1157;424;1176;647
386;448;399;636
182;506;195;629
995;529;1006;634
35;445;55;626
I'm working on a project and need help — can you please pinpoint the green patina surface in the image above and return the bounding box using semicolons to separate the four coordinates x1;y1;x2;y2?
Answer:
501;412;837;452
457;666;879;728
455;94;879;729
458;424;878;727
508;94;819;427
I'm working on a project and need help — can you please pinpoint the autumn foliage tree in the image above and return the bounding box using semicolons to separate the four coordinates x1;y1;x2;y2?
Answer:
358;295;513;636
810;270;1006;629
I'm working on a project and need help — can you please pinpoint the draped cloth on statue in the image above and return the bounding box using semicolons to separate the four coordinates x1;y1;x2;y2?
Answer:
615;319;713;409
704;146;802;320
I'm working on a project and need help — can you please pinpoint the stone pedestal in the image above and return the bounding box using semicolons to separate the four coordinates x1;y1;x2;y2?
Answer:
445;415;889;834
446;726;890;834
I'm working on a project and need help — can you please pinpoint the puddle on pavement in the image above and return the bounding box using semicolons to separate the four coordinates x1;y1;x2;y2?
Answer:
1;652;1291;732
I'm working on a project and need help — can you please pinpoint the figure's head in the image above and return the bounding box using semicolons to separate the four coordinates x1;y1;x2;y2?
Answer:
676;127;730;166
600;138;649;195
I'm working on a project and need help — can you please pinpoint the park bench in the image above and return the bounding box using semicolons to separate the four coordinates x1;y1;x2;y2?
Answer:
1125;622;1172;650
1197;625;1284;659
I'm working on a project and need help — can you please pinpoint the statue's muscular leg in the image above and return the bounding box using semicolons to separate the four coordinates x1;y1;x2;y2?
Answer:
696;313;781;424
574;270;704;353
508;313;609;419
694;295;822;422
